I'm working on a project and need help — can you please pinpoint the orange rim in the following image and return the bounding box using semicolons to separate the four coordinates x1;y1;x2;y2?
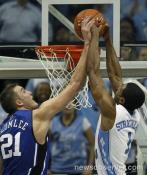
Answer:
35;45;83;64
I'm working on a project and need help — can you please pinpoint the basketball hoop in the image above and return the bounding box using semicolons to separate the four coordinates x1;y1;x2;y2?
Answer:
35;45;91;109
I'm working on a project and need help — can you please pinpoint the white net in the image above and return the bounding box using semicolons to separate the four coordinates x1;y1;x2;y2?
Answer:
35;46;91;109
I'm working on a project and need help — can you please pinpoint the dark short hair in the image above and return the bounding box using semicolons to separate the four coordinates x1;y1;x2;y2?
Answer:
33;82;51;103
122;83;145;111
0;84;18;114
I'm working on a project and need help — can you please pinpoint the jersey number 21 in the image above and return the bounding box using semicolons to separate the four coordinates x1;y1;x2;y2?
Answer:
0;132;21;159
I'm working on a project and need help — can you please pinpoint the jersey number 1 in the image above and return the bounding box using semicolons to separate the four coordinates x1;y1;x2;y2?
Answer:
0;132;21;159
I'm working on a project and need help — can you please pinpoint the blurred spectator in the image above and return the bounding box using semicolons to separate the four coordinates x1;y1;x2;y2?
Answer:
138;47;147;61
120;17;138;42
120;47;137;61
143;20;147;40
49;103;95;175
55;26;80;43
120;0;139;18
0;0;53;43
0;104;7;124
69;30;80;42
132;0;147;40
55;27;70;42
125;140;138;175
33;82;51;105
137;47;147;89
121;47;132;61
26;78;49;93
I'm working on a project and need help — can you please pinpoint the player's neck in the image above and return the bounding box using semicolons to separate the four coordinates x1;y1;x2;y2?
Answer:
17;106;30;110
62;114;74;126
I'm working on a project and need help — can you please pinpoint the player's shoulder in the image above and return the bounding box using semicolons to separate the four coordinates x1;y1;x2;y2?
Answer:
115;104;131;122
13;110;32;122
116;104;128;113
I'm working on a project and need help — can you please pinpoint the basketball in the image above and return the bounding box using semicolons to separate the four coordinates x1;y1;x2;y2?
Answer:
74;9;107;39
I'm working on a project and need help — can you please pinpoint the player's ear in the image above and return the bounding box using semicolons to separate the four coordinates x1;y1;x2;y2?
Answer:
15;98;23;107
119;97;125;105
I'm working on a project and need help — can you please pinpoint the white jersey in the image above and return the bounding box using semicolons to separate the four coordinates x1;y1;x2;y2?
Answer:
95;104;140;175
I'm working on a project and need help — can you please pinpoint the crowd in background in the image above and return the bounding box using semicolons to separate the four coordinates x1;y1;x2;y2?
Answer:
0;0;147;61
0;0;147;174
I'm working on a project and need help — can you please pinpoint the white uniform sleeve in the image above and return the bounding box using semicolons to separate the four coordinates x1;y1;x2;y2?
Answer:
83;117;91;131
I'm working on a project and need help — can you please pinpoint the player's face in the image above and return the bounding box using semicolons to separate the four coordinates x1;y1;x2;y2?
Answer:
114;84;126;104
35;83;51;103
63;102;76;116
63;107;75;116
14;85;38;110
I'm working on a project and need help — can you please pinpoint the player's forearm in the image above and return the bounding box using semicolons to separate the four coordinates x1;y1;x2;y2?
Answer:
105;35;122;79
87;29;104;101
88;48;104;104
70;42;89;86
87;35;100;74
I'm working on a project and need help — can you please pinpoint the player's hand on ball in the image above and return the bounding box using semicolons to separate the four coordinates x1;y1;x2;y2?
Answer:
91;24;103;38
81;16;95;44
74;9;108;39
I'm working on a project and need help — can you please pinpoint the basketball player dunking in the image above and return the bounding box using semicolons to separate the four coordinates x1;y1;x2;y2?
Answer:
0;17;95;175
87;23;145;174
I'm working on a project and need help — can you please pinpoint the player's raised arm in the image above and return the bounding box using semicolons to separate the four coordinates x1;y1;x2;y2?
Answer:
87;24;116;130
33;17;95;121
86;25;103;101
104;28;123;93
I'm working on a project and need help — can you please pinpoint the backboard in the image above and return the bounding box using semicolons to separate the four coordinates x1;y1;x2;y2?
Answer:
0;46;147;79
38;0;120;57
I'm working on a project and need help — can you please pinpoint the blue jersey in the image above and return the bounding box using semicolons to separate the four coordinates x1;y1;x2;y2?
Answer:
50;115;89;173
0;110;51;175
